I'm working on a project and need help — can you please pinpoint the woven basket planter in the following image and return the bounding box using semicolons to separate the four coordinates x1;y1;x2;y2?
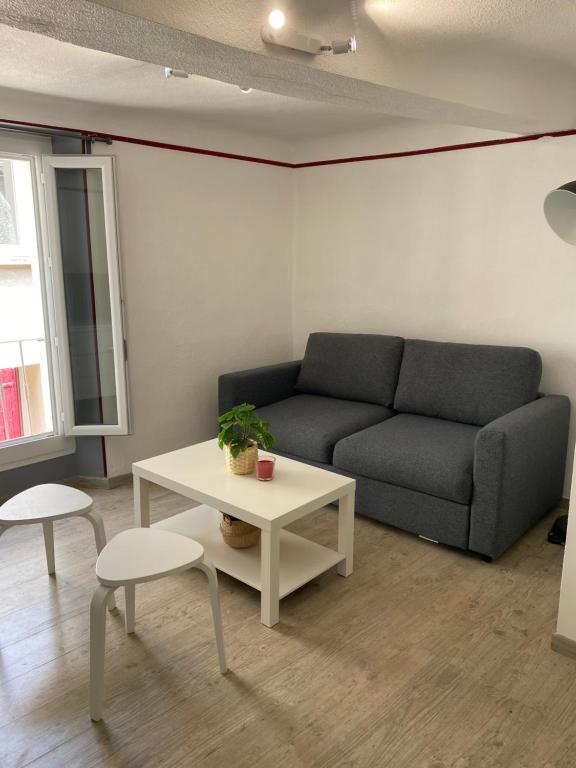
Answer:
220;515;261;549
224;442;258;475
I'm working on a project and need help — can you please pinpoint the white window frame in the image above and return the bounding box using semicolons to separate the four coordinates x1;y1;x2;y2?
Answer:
41;155;129;436
0;135;74;471
0;433;75;472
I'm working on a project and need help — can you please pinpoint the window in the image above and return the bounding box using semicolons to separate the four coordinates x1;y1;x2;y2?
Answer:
0;144;129;470
43;156;129;436
0;153;55;451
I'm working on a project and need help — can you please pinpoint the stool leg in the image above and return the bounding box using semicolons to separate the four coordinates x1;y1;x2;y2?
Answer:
85;511;116;611
196;560;227;674
125;584;135;634
90;584;115;722
42;521;55;575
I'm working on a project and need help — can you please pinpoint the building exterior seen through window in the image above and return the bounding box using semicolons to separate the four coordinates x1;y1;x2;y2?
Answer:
0;160;18;245
0;155;53;443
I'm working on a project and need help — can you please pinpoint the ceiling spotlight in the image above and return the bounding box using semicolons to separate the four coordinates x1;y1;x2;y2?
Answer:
322;36;357;55
164;67;189;79
239;86;253;93
268;9;286;29
261;15;356;56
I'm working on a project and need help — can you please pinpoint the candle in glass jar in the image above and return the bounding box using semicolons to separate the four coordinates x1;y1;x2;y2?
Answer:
257;456;276;481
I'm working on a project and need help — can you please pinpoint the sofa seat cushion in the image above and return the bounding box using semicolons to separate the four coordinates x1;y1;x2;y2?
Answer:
333;414;480;504
255;395;394;464
295;332;404;407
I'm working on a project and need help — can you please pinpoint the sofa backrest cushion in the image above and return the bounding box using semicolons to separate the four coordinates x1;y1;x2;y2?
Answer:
295;332;404;407
394;339;542;426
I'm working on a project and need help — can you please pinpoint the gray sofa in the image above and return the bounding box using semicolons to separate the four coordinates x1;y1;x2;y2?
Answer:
218;333;570;560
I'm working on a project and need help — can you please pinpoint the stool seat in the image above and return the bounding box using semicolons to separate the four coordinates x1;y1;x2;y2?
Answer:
96;528;204;586
0;484;92;525
0;483;115;613
89;528;226;721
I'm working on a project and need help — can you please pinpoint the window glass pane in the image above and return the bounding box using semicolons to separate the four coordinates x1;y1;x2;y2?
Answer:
0;159;18;244
55;167;118;425
0;157;37;264
0;156;54;445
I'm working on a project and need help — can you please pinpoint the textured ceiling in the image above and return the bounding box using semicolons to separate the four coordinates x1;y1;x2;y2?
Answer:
0;24;398;139
364;0;576;123
91;0;576;130
0;0;537;135
366;0;576;55
1;0;576;135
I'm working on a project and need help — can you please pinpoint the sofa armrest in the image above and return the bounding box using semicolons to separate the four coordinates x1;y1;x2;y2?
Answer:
470;394;570;559
218;361;302;414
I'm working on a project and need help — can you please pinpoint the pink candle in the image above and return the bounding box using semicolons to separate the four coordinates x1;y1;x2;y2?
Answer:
257;456;276;481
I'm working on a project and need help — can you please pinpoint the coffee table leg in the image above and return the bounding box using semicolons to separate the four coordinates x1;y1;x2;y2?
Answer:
337;490;355;577
134;476;150;528
261;527;280;627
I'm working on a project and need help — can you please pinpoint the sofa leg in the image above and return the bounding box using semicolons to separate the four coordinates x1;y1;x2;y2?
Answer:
481;554;493;563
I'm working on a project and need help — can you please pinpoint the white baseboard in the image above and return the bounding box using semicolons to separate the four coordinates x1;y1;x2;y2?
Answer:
74;473;132;490
551;633;576;660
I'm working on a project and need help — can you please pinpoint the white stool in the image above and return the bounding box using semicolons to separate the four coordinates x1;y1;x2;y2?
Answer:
90;528;227;721
0;484;115;610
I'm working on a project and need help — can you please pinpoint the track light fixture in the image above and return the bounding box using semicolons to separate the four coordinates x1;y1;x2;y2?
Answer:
163;67;253;94
261;10;356;56
321;36;357;54
164;67;189;79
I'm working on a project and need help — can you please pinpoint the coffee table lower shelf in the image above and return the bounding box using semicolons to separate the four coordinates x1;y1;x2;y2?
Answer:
152;505;344;599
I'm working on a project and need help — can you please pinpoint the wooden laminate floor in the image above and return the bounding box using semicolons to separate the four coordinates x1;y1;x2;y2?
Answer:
0;482;573;768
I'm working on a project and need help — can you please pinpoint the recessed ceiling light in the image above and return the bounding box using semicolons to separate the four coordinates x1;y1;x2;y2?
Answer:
239;86;253;93
268;9;286;29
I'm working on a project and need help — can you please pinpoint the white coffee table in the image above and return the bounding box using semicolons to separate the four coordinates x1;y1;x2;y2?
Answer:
132;439;355;627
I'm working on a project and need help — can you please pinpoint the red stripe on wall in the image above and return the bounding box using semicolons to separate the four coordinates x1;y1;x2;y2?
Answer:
2;118;576;169
0;117;292;168
100;131;294;167
292;128;576;168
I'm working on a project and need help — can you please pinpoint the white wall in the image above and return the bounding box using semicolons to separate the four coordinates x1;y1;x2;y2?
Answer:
292;123;576;496
104;140;293;476
0;89;294;476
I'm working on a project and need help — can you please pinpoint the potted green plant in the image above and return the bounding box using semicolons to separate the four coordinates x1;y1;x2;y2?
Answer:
218;402;275;475
217;403;275;548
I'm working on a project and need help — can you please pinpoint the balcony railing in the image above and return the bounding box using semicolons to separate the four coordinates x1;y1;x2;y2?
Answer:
0;337;50;442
